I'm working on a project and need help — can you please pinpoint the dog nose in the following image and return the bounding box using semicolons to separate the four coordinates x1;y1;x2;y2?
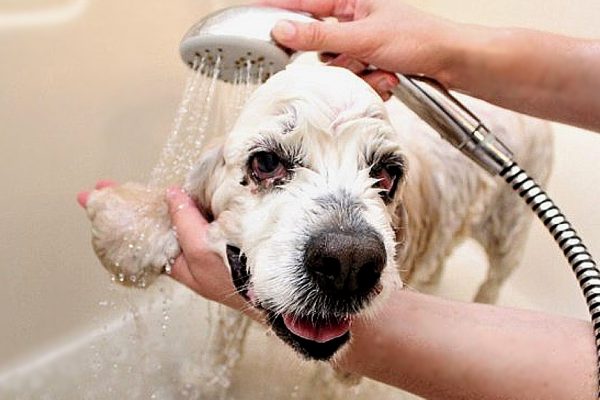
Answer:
304;231;386;295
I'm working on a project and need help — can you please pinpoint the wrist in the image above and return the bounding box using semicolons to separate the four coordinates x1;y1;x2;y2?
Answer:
436;23;514;91
332;289;414;374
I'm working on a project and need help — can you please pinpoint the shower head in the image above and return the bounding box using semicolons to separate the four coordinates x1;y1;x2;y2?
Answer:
179;5;512;175
179;5;315;82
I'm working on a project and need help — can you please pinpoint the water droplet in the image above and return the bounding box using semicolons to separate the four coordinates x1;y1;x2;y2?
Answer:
90;56;259;398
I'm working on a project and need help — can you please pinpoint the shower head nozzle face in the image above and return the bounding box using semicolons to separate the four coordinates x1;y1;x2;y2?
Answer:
179;6;316;82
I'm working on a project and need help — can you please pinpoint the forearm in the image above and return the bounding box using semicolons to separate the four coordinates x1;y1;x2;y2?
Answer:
336;290;596;400
443;25;600;131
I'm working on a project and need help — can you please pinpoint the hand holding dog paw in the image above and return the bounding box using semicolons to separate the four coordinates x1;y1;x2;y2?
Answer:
78;181;252;314
78;180;180;287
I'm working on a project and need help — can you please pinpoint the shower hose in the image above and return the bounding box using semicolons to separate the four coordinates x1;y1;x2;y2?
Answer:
176;4;600;393
500;161;600;398
390;74;600;396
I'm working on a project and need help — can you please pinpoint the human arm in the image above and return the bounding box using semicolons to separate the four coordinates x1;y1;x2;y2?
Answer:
77;184;597;399
259;0;600;131
160;189;596;400
336;289;596;400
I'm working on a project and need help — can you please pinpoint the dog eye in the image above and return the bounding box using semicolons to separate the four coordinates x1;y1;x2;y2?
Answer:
373;168;395;191
371;165;400;201
251;152;287;181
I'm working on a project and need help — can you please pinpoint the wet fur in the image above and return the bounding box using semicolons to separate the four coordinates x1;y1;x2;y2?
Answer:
83;65;553;357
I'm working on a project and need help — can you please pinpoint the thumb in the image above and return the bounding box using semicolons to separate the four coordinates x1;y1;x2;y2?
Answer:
272;19;361;54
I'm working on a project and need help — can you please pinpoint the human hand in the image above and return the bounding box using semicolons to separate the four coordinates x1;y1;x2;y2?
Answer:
78;182;254;314
259;0;461;99
164;187;252;312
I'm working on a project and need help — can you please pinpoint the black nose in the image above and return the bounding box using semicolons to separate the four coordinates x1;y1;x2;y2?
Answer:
304;230;386;296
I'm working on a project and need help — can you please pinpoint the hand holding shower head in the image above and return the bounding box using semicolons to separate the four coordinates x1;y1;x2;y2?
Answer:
179;5;513;175
180;7;600;397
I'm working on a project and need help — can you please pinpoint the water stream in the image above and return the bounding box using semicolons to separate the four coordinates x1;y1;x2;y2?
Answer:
104;54;264;399
0;53;412;400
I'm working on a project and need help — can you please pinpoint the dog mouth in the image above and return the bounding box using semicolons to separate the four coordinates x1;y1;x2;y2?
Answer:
226;245;352;360
281;314;351;343
268;312;351;360
226;245;251;301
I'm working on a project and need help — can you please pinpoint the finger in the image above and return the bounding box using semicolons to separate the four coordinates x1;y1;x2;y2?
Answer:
166;186;210;257
319;51;338;63
271;19;367;54
256;0;355;19
327;54;368;74
170;248;249;312
168;254;204;293
77;191;89;208
361;70;399;101
95;179;117;190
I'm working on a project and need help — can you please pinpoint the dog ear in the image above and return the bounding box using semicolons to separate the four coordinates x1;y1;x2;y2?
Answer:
392;163;441;282
185;144;226;222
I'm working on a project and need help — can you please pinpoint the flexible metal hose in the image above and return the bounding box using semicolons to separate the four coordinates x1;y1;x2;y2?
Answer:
501;162;600;398
391;73;600;396
389;72;600;396
177;4;599;396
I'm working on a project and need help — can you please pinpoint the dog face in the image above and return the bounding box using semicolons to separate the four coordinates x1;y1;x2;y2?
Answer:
188;66;406;360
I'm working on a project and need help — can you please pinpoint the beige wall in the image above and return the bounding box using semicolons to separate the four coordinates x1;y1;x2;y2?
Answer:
1;0;599;370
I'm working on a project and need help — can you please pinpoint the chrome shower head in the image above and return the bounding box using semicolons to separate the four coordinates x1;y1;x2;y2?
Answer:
179;6;315;82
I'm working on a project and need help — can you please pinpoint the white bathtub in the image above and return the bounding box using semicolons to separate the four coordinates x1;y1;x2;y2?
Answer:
1;0;598;399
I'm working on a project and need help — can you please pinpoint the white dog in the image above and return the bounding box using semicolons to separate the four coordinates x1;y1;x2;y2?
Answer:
83;65;553;361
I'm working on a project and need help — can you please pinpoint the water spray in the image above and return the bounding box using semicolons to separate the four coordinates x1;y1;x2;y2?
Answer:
180;5;600;396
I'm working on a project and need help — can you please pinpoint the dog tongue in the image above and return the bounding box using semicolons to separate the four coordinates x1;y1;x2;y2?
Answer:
283;315;351;343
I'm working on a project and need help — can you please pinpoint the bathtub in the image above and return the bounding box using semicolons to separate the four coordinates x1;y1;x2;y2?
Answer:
1;0;598;399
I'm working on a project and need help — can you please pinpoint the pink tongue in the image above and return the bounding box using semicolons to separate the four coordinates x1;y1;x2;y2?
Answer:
283;315;351;343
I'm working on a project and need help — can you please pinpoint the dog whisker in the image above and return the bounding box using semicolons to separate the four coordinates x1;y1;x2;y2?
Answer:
81;64;550;364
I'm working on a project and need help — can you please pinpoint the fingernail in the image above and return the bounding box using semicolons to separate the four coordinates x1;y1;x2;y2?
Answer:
77;191;89;208
272;20;297;41
377;77;397;92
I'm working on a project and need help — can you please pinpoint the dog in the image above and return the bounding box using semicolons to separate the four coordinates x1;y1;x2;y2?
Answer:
83;65;553;362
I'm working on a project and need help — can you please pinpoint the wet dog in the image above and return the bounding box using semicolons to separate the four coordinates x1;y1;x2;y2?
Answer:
83;65;553;360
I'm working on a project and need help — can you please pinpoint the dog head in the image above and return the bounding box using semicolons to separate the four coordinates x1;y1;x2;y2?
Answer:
187;65;407;360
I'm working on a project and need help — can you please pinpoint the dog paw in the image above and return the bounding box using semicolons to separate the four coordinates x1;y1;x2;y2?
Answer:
84;182;180;288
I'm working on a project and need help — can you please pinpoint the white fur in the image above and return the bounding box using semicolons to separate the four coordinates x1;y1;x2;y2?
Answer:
83;64;553;345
